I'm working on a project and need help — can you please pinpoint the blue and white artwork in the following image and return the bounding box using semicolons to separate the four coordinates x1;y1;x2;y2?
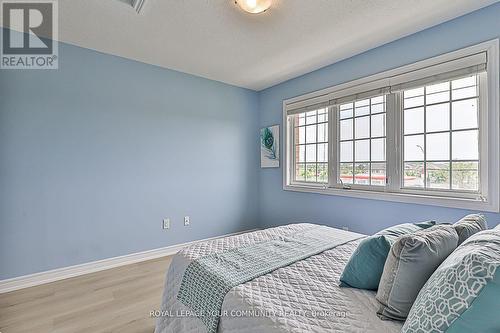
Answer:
260;125;279;168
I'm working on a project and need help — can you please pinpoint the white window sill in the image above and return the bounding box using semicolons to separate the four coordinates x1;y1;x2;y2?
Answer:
283;184;499;213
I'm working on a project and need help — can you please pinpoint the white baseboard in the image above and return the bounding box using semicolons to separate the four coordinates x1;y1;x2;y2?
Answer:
0;228;258;294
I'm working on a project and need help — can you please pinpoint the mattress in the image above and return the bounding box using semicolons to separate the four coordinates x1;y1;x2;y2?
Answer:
155;224;403;333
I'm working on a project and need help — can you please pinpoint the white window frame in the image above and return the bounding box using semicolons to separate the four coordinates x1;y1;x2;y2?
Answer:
283;40;500;212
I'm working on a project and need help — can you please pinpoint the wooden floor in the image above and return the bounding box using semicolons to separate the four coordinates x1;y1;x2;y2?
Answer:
0;256;172;333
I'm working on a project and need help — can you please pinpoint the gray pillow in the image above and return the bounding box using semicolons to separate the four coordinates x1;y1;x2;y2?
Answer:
453;214;487;245
376;225;459;321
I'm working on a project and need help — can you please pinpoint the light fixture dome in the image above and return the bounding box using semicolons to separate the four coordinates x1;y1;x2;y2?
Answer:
236;0;272;14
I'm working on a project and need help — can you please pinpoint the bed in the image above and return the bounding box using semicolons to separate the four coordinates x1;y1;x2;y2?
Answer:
155;223;403;333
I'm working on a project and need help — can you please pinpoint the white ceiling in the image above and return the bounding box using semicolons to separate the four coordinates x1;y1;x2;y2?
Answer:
14;1;500;90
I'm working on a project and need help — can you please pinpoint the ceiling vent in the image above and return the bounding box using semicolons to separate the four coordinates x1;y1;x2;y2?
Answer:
116;0;146;13
131;0;146;13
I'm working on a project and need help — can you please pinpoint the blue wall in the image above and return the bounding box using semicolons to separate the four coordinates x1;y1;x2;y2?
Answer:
2;3;500;280
258;3;500;234
0;37;259;279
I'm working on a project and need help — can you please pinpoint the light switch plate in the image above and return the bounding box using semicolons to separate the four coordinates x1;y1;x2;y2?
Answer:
163;218;170;230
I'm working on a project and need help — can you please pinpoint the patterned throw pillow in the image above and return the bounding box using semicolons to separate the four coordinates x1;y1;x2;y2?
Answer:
402;229;500;333
339;221;435;290
453;213;487;245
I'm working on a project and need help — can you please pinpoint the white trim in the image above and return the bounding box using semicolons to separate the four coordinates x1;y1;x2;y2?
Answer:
283;39;500;212
485;38;500;213
283;184;495;212
0;228;258;294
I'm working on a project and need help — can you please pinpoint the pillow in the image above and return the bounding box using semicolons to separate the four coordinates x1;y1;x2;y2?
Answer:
402;229;500;333
339;221;435;290
453;213;487;245
376;225;459;321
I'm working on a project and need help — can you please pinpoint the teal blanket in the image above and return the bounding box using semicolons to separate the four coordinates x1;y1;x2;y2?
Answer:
177;225;362;333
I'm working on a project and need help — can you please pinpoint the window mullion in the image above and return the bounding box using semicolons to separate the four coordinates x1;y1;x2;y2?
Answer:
449;80;453;190
288;116;295;184
328;105;338;188
386;92;401;192
478;72;489;200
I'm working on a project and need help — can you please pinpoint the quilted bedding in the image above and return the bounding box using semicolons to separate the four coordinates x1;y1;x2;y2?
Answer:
155;224;403;333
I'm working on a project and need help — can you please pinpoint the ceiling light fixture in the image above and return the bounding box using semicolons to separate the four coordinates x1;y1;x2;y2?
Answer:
235;0;272;14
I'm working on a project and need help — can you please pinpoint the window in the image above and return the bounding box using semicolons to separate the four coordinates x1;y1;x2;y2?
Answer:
284;41;499;212
339;96;386;186
402;76;480;192
293;108;328;183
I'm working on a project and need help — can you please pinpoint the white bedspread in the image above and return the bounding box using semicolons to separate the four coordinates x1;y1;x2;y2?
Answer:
155;224;403;333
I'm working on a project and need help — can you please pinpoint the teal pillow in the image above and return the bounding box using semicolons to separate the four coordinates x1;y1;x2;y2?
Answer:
402;229;500;333
339;221;435;290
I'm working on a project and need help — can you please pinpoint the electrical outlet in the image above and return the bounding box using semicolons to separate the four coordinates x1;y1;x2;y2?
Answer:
163;218;170;230
184;216;190;226
342;226;349;231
